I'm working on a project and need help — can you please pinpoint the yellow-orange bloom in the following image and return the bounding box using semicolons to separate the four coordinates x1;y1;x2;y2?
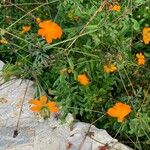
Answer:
36;18;41;24
104;64;117;73
77;74;89;86
29;95;58;113
107;102;132;122
0;38;8;44
109;5;121;12
142;27;150;44
38;20;63;43
21;26;31;33
136;52;145;65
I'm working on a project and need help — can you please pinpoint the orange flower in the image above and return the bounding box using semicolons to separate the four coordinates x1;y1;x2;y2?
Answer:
136;52;145;65
142;27;150;44
29;95;58;113
38;20;63;43
104;64;117;73
0;38;8;44
109;5;121;12
21;26;31;33
107;102;132;122
77;74;89;86
36;18;41;24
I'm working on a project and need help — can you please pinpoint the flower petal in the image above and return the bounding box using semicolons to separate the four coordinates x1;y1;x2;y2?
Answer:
50;107;59;113
143;27;150;44
37;20;63;43
46;102;59;113
30;106;41;112
47;101;56;107
39;20;52;28
29;99;41;105
45;34;53;43
117;117;124;122
107;102;132;122
22;26;31;33
38;29;47;37
52;23;63;39
77;74;89;86
40;96;47;105
107;107;118;117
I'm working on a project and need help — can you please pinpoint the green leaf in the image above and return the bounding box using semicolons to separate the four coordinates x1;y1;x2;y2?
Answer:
68;58;74;70
134;0;145;4
131;18;140;31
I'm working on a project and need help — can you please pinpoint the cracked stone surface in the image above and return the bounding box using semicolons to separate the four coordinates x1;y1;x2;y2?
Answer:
68;122;132;150
0;60;132;150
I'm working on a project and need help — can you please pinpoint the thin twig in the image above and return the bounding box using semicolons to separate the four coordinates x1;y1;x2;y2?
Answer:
77;115;105;150
123;67;136;97
138;85;150;111
12;2;36;19
13;80;30;137
6;3;47;30
67;106;103;113
117;68;130;97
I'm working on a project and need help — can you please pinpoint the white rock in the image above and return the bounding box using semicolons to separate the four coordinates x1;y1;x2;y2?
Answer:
0;79;36;127
34;123;70;150
6;145;34;150
68;122;132;150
